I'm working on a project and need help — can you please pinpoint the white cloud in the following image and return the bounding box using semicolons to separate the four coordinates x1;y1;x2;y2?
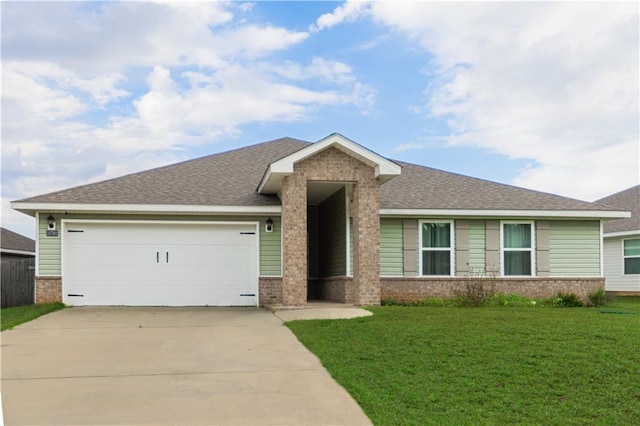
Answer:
310;0;371;33
2;1;378;238
394;142;427;152
373;2;639;200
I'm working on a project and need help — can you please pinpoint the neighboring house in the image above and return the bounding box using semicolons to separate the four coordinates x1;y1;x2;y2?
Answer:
11;133;630;307
1;227;36;307
1;227;35;259
596;185;640;294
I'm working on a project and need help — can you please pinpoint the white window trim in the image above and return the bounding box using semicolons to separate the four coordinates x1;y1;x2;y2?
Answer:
500;220;536;277
418;219;454;276
622;237;640;276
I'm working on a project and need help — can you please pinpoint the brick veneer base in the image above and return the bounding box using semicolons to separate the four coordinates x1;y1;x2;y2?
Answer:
311;277;354;303
35;276;62;304
381;277;605;302
259;277;283;307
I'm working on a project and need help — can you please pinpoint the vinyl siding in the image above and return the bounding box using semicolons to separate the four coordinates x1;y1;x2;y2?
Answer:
38;215;61;275
318;188;346;277
308;205;319;279
380;218;403;276
603;236;640;291
549;220;600;276
37;213;281;276
468;220;486;274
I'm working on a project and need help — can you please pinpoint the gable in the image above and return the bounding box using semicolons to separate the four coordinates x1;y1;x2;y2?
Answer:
257;133;401;194
597;185;640;234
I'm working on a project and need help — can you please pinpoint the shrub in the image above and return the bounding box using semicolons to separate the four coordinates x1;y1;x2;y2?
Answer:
381;297;456;307
453;273;497;307
587;288;610;307
554;292;584;307
490;293;539;307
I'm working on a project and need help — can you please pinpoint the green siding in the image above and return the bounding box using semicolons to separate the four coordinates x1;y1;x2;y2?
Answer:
549;220;600;276
259;216;282;276
38;214;61;275
380;218;403;276
37;213;281;276
468;220;486;274
318;188;346;277
308;205;319;278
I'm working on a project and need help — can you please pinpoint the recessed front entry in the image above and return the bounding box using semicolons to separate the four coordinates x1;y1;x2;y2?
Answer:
62;222;258;306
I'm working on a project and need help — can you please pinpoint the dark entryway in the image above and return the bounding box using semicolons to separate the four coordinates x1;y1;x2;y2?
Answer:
307;182;351;302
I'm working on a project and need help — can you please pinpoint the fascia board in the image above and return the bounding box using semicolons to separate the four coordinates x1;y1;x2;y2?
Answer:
1;248;36;256
269;135;401;177
379;209;631;219
12;202;282;215
603;230;640;238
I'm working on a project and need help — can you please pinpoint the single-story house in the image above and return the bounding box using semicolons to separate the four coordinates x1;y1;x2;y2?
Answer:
596;185;640;294
11;133;630;307
1;227;35;260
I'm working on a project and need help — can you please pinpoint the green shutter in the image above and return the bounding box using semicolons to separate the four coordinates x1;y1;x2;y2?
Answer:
468;220;486;274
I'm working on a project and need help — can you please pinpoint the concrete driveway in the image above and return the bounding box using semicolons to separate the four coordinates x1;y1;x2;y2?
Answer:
1;307;371;425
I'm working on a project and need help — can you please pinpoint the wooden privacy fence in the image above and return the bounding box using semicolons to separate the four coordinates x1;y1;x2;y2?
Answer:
1;257;35;308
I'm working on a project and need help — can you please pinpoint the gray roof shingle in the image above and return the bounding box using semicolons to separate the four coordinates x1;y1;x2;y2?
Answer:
596;185;640;233
381;162;615;211
1;227;35;253
15;136;620;213
16;138;309;206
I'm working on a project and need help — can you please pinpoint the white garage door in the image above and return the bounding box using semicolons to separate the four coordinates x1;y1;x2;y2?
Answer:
62;222;258;306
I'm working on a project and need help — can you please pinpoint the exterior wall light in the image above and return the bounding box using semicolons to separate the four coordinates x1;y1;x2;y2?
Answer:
265;217;274;233
47;215;56;230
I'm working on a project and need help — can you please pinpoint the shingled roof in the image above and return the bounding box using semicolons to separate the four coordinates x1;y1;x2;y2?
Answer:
1;227;35;254
16;137;309;207
596;185;640;234
14;136;622;214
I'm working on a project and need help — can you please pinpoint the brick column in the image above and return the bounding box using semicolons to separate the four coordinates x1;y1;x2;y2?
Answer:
280;175;308;306
352;180;381;306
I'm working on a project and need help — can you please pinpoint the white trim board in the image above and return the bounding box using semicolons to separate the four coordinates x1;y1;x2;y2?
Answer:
13;203;282;216
603;230;640;238
258;133;401;194
380;209;629;219
0;249;35;256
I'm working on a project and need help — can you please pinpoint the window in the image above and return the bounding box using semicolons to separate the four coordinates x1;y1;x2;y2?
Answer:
624;238;640;275
420;221;453;275
502;222;534;276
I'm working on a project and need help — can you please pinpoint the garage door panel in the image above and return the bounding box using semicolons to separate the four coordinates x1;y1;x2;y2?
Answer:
63;222;258;306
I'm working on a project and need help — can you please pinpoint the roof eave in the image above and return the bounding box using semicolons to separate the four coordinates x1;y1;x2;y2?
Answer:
603;229;640;238
379;208;631;219
1;248;36;256
11;202;282;216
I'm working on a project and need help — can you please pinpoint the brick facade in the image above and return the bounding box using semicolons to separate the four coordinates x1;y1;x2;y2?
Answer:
258;277;283;307
381;277;605;303
35;276;62;304
280;147;381;307
308;277;354;303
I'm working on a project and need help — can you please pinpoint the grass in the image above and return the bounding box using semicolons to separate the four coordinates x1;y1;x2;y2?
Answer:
0;303;65;331
286;297;640;425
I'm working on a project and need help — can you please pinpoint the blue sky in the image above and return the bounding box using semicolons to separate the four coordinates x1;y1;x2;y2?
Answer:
2;1;639;238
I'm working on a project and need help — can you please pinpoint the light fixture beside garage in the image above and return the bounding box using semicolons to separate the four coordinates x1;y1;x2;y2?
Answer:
265;217;274;233
46;214;58;237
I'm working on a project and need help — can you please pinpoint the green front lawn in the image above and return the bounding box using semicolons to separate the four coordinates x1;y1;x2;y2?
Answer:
287;298;640;425
0;303;65;331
